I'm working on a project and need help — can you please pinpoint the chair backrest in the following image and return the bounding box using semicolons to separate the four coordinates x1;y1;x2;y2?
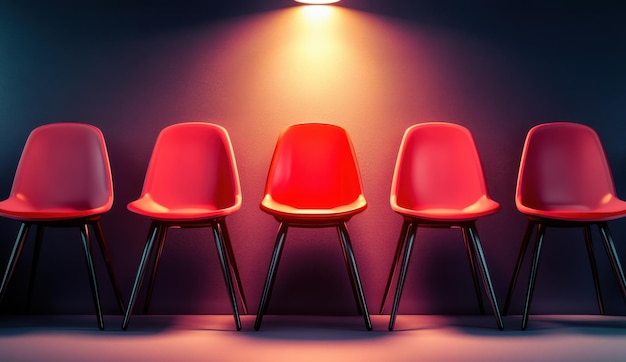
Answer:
10;123;113;212
140;123;241;210
516;122;617;210
391;123;490;210
264;123;364;208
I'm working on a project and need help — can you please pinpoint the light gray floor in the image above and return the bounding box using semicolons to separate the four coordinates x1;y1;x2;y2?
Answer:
0;314;625;361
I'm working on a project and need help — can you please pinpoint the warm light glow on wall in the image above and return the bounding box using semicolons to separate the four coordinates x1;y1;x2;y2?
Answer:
226;6;395;129
293;6;339;66
177;7;476;133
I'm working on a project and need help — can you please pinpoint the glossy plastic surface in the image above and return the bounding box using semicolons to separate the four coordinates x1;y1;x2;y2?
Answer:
128;123;241;221
261;123;367;221
516;122;626;221
391;123;499;221
0;123;113;221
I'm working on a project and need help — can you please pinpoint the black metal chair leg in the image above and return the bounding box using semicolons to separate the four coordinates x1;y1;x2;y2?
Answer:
219;220;248;315
255;222;288;331
583;225;604;314
92;221;125;315
462;226;484;315
212;221;241;331
79;224;104;330
261;223;289;318
522;223;545;330
380;219;411;314
122;224;160;330
504;221;535;316
338;222;371;331
467;224;504;331
0;223;31;305
598;223;626;304
389;223;417;331
143;225;167;314
26;225;44;312
337;226;364;316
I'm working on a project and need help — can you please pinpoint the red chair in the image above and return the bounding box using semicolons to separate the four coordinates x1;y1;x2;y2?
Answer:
121;123;247;331
254;123;371;331
504;122;626;329
0;123;124;330
380;123;504;330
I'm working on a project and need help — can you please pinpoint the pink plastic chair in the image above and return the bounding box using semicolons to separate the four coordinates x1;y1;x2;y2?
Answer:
254;123;371;331
380;123;503;330
121;123;246;331
504;122;626;329
0;123;124;330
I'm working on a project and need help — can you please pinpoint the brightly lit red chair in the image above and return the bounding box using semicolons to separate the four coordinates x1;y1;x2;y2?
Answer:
121;123;247;331
0;123;125;330
380;122;504;330
504;122;626;329
254;123;371;331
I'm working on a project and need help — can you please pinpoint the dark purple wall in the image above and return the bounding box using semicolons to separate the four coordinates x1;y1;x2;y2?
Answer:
1;0;625;317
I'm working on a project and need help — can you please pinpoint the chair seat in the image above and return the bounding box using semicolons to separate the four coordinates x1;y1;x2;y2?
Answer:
507;122;626;330
260;194;367;222
122;123;245;331
517;197;626;222
254;123;372;331
383;123;504;331
391;195;500;221
0;123;122;330
0;197;108;221
128;195;240;221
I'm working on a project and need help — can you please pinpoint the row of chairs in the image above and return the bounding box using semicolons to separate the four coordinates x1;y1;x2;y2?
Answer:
0;122;624;331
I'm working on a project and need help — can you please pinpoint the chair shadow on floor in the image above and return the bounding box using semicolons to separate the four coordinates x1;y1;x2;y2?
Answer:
0;314;625;339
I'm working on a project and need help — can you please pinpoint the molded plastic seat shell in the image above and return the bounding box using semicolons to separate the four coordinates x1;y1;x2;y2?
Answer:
260;123;367;222
391;122;500;221
516;122;626;221
127;123;242;221
0;123;113;221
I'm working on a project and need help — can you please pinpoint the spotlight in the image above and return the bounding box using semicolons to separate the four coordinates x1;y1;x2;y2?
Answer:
295;0;340;4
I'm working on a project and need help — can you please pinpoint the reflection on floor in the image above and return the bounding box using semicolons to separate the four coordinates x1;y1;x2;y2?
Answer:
0;314;625;361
